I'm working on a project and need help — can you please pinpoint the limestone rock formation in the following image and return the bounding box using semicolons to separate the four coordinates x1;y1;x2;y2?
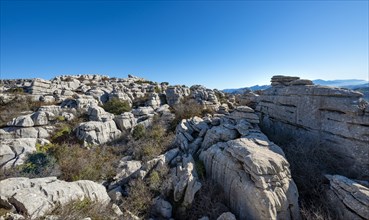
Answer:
172;107;299;219
325;175;369;220
190;85;220;108
153;197;173;219
200;138;299;220
1;74;304;219
172;155;202;207
165;86;190;106
76;120;121;145
109;158;142;188
88;105;114;122
114;112;137;131
0;138;37;169
0;177;110;219
256;75;369;177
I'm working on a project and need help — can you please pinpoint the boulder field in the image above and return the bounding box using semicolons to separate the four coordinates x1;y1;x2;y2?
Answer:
0;74;368;219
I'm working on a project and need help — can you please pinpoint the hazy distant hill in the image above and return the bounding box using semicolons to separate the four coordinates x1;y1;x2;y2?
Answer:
223;79;368;95
313;79;368;89
223;85;270;94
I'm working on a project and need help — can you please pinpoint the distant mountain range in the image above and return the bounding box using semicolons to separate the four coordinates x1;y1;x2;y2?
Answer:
223;79;369;94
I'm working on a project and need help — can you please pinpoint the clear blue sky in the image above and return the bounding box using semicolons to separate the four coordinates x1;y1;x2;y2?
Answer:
1;1;368;89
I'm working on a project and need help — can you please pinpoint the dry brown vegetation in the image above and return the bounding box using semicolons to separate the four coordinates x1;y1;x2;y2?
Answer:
120;165;170;218
174;180;229;220
0;95;57;127
271;136;340;220
126;118;175;162
50;198;116;220
52;144;118;181
170;98;214;131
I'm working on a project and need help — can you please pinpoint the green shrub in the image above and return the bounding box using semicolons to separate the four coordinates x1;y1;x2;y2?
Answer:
102;97;131;115
7;87;24;94
20;152;57;175
35;143;55;153
132;124;146;140
136;80;154;85
148;171;161;191
51;124;72;143
56;115;65;121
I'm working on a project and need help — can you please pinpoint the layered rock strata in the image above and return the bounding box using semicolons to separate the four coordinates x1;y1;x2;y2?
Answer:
256;75;369;178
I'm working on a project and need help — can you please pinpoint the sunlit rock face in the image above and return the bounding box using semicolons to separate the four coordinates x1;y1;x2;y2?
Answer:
256;75;369;178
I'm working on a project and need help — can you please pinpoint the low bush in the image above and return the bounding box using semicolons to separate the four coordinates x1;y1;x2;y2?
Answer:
51;144;118;181
121;165;170;218
6;87;24;94
169;98;206;131
102;97;131;115
136;80;154;85
0;96;53;127
148;165;169;193
121;178;153;218
51;124;72;142
132;124;146;140
175;180;229;220
132;95;150;108
20;152;57;175
50;198;115;220
271;136;338;219
129;124;175;161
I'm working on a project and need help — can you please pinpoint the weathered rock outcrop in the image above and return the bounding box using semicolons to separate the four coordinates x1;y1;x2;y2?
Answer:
0;138;37;169
325;175;369;220
165;86;190;106
76;120;121;145
114;112;137;131
256;75;369;178
200;138;299;220
190;85;220;108
172;155;202;207
173;106;299;219
0;177;110;219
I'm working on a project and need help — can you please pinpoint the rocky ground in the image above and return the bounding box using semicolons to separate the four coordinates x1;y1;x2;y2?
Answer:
0;74;368;220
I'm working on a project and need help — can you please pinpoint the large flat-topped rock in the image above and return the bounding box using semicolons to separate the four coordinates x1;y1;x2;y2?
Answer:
271;75;313;86
256;76;369;178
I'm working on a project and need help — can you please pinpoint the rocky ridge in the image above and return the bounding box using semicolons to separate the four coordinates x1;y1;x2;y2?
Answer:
256;75;369;178
1;74;368;219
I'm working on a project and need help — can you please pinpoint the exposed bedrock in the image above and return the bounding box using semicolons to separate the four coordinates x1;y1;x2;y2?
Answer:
174;106;300;219
325;175;369;220
200;138;300;220
256;75;369;179
0;177;110;219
